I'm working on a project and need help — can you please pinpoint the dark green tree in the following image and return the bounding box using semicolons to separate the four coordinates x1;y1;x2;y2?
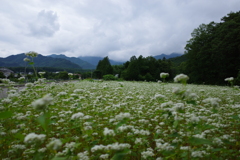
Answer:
185;11;240;85
96;56;113;78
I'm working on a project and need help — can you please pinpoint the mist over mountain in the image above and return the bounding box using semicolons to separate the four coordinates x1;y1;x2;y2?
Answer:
0;53;82;69
0;53;183;70
153;53;182;60
78;56;123;66
48;54;95;69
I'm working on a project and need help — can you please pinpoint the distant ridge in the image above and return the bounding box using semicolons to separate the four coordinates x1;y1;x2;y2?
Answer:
153;53;182;60
0;53;82;69
78;56;123;66
48;54;95;69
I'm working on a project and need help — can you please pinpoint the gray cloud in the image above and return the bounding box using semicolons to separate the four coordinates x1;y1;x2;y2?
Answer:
29;10;60;37
0;0;240;61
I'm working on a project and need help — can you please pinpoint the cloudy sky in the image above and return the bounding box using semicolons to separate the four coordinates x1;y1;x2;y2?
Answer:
0;0;239;61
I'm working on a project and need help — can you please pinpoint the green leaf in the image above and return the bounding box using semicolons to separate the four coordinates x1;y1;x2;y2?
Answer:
14;133;24;141
0;111;13;119
29;62;34;65
173;120;179;128
37;112;51;131
231;115;240;120
188;137;212;145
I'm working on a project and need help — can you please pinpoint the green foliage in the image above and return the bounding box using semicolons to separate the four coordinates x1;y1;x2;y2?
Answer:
185;11;240;85
96;56;113;78
103;74;117;80
121;55;173;81
57;71;69;80
0;72;5;78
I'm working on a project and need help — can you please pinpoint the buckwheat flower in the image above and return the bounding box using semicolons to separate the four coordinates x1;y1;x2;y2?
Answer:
160;72;169;79
73;89;84;93
77;151;89;160
115;112;131;121
213;137;223;145
135;138;143;145
224;77;234;82
174;74;189;83
31;94;53;111
47;139;62;150
202;98;221;108
71;112;85;120
189;114;200;123
18;77;25;81
64;142;76;152
57;92;67;96
191;150;208;158
38;148;47;153
23;57;31;62
68;73;73;76
154;93;166;99
100;154;109;159
24;133;46;144
103;127;115;136
11;144;26;150
91;144;106;152
141;148;154;159
25;83;34;88
25;51;38;57
2;98;12;104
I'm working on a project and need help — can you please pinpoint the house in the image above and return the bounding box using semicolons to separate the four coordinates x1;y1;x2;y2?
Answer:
0;68;14;78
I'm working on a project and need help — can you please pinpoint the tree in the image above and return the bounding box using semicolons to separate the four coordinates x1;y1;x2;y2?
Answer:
96;56;113;78
185;11;240;85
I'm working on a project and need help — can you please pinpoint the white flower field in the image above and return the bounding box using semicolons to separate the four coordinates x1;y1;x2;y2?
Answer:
0;78;240;159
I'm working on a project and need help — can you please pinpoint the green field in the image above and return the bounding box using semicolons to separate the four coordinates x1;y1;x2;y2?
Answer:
0;79;240;159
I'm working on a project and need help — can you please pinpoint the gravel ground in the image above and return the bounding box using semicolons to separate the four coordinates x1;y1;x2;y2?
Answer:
0;86;25;99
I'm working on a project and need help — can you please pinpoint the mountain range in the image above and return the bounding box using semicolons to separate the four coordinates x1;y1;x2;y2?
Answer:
0;53;182;70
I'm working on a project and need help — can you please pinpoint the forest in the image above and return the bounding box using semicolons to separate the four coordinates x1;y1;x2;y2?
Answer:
94;11;240;85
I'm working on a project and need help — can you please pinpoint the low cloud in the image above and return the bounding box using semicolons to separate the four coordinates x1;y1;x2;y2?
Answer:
29;10;60;37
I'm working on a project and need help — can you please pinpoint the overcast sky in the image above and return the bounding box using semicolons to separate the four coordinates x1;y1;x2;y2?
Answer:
0;0;239;61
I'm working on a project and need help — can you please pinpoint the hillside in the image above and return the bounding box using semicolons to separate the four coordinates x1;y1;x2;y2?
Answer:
49;54;95;69
0;53;82;70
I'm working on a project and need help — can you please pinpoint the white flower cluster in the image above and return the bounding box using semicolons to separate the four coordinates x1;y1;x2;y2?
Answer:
115;112;131;121
25;83;34;88
46;139;62;150
224;77;234;82
23;57;31;62
141;148;154;159
202;97;221;108
25;51;38;57
31;94;53;111
91;143;131;152
38;72;45;76
160;72;169;78
174;74;189;83
18;77;25;81
103;127;115;136
77;151;89;160
99;154;109;159
71;112;85;120
191;150;208;158
24;133;46;144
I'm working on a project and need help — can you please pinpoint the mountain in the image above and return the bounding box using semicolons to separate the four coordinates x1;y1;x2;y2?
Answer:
78;56;123;66
153;53;182;60
168;54;187;66
49;54;95;69
0;53;82;69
